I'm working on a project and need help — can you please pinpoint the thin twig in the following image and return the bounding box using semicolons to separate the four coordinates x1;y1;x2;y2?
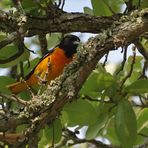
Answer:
56;0;65;10
103;52;109;67
139;96;145;106
59;128;120;148
116;46;128;75
61;0;65;10
138;133;148;138
57;0;61;8
132;99;147;108
138;60;148;79
120;45;136;90
138;0;141;8
140;95;148;100
0;93;27;106
82;95;113;104
124;0;134;14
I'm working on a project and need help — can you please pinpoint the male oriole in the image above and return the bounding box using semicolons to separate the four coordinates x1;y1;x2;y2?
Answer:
7;35;80;94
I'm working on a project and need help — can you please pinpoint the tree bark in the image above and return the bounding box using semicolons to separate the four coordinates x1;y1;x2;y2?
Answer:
0;6;148;147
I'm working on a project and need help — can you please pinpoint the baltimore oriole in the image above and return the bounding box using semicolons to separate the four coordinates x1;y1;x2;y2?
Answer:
7;35;80;94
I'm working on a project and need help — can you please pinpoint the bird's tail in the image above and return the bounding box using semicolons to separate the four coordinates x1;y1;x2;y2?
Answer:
7;81;28;94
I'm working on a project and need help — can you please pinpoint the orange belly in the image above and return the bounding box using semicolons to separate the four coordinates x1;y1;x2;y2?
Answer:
27;47;72;86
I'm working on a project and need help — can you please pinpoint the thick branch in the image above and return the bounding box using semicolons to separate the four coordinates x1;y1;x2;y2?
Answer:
0;7;117;36
26;12;119;35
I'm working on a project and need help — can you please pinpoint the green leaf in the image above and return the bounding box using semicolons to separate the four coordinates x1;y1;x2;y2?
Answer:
80;70;102;97
86;103;113;139
21;0;37;10
108;0;124;13
135;135;145;146
44;119;62;145
0;34;7;41
38;129;48;148
86;103;108;139
105;118;120;145
0;0;13;9
122;56;143;85
137;108;148;133
140;37;148;52
16;125;26;133
133;0;148;8
91;0;112;16
91;0;123;16
18;90;32;100
21;0;46;16
61;99;97;126
0;76;15;85
80;70;117;98
47;33;62;49
140;0;148;8
0;76;15;94
86;118;107;140
127;71;141;84
0;45;18;60
129;56;143;71
83;7;93;15
139;127;148;137
135;108;148;145
125;79;148;94
118;54;143;86
0;45;30;68
23;57;40;77
115;99;137;148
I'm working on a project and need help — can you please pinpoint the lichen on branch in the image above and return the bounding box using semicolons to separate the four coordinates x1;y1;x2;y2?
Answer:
0;5;148;147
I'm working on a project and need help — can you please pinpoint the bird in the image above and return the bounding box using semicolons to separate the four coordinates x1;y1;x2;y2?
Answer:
7;35;80;94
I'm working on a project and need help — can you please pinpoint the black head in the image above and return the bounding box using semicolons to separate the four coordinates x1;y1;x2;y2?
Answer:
58;35;80;58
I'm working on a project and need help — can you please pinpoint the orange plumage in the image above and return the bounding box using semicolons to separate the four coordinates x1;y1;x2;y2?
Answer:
7;35;80;94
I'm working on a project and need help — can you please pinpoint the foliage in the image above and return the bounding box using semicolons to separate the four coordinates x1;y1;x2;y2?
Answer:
0;0;148;148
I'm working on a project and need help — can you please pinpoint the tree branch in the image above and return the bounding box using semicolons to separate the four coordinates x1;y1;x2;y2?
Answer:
55;128;119;148
15;8;148;147
26;12;119;35
0;8;148;147
0;6;118;36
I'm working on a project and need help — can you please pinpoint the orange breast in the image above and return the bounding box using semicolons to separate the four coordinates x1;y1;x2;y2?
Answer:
27;47;72;86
